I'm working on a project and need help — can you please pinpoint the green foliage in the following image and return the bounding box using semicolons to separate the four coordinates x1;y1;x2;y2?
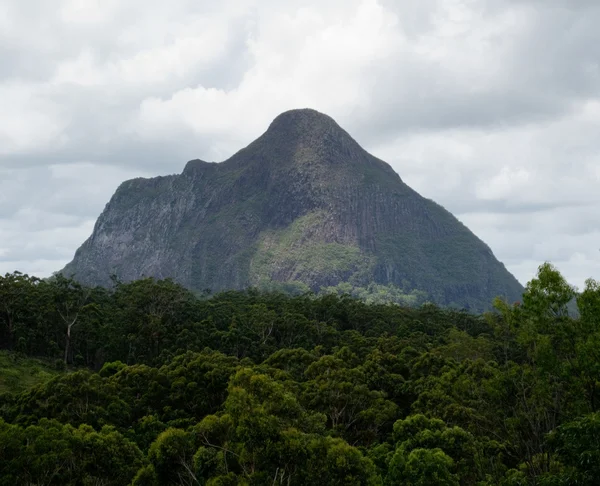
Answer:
323;281;429;307
251;211;376;290
147;428;197;485
523;263;576;320
546;412;600;485
0;262;597;484
388;447;459;486
389;414;479;483
0;418;144;485
0;351;58;394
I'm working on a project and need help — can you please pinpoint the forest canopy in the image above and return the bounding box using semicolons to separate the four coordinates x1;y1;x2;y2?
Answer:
0;262;599;485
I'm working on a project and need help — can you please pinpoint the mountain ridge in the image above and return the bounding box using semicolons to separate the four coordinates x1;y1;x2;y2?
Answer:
61;108;523;310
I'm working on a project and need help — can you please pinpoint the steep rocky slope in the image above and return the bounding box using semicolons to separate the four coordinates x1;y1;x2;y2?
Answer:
61;109;523;310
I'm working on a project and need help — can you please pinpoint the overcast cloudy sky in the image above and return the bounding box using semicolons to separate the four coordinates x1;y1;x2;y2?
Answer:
1;0;599;289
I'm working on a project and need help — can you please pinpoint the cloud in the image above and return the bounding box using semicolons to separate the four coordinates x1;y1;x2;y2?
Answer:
1;0;599;289
0;164;145;276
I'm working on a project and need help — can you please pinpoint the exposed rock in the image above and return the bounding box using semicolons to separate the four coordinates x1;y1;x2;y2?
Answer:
61;109;523;310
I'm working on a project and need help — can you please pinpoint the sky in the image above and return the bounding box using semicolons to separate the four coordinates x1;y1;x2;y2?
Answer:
1;0;599;290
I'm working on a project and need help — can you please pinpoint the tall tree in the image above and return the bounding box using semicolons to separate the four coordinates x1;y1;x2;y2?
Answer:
48;275;93;363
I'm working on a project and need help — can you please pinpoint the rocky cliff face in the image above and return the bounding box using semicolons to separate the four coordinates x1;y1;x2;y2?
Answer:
62;109;523;310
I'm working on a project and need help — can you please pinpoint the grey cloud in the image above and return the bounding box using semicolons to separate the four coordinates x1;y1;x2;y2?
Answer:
1;0;599;288
350;1;600;146
0;162;140;275
357;89;573;143
0;13;254;171
452;199;588;216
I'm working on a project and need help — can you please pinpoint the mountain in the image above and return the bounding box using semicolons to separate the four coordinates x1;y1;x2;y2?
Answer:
61;109;523;310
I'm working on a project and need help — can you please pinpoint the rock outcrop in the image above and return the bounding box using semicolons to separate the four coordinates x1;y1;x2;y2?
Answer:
61;109;523;310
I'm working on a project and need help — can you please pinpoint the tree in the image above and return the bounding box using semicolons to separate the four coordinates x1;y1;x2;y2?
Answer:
0;272;39;350
147;428;198;486
0;418;143;485
388;414;482;484
387;448;459;486
48;275;93;364
522;262;575;322
548;412;600;485
302;349;398;445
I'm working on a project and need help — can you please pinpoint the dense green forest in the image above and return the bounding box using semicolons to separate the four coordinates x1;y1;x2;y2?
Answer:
0;263;599;485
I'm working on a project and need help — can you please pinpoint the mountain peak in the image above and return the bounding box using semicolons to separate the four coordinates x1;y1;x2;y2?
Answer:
264;108;353;144
246;108;378;174
268;108;337;129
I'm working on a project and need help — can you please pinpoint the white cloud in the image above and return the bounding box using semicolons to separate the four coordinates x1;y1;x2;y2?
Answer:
476;167;531;201
134;0;398;148
0;82;67;155
59;0;122;25
1;0;600;290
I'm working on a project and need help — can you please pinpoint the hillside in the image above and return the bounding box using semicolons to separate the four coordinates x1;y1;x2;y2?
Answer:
61;109;523;310
0;351;58;395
